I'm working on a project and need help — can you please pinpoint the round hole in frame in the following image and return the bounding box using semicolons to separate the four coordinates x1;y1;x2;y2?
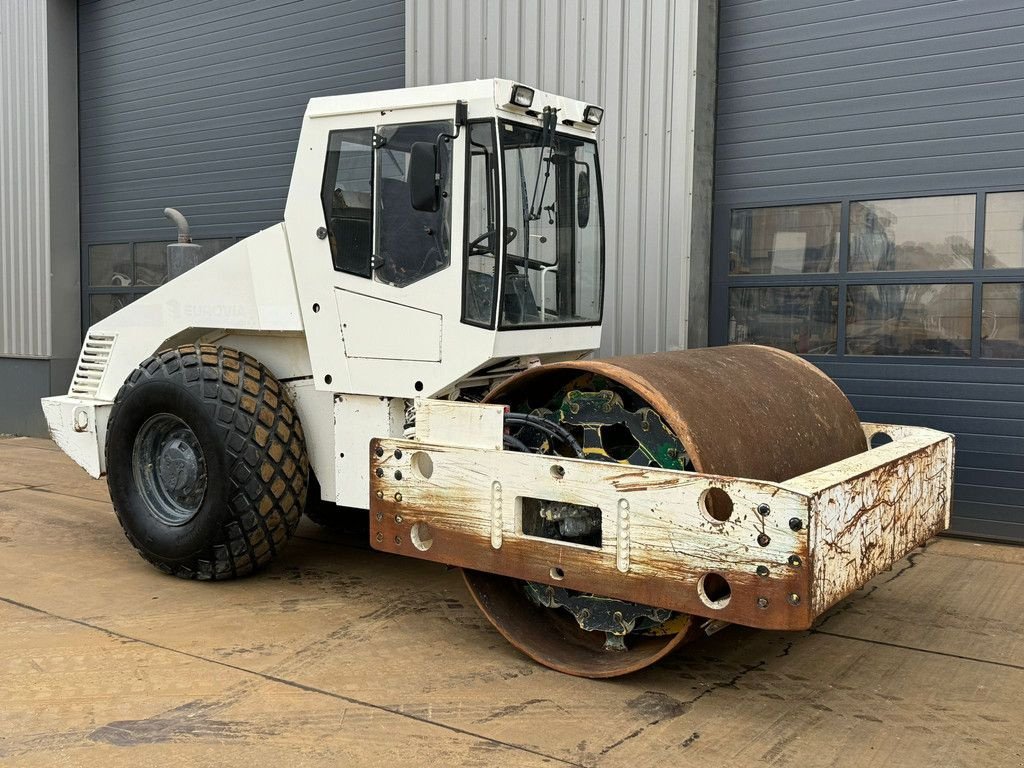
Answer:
700;487;733;522
414;381;424;392
870;431;893;449
312;303;320;313
550;566;565;581
324;374;332;385
411;451;434;479
550;464;565;480
410;522;433;552
697;573;732;609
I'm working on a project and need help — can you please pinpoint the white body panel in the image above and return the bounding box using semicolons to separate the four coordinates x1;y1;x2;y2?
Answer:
334;395;408;508
336;291;442;362
87;223;304;404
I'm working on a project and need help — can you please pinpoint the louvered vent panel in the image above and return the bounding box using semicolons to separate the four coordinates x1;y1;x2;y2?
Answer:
70;332;116;397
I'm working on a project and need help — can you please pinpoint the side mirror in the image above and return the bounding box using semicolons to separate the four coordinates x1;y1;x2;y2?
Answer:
409;141;440;212
577;167;591;228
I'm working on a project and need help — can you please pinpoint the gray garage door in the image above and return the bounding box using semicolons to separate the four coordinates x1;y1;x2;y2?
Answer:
78;0;404;328
712;0;1024;542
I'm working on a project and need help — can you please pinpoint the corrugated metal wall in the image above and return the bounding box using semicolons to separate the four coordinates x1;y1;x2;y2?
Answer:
713;0;1024;542
0;0;51;358
406;0;716;356
714;0;1024;207
78;0;405;246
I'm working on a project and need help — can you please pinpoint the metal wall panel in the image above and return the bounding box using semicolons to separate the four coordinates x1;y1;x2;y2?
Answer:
715;0;1024;207
77;0;405;245
406;0;717;356
714;0;1024;542
0;0;50;358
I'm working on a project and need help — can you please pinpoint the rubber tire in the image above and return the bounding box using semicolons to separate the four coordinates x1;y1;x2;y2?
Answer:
106;344;309;579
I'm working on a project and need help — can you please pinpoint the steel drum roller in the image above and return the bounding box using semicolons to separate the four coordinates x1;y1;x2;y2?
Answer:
465;345;867;677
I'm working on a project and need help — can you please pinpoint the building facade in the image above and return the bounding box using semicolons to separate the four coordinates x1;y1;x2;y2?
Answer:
2;0;1022;542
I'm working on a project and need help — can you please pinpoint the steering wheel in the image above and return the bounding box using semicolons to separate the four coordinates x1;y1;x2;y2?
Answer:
468;227;518;256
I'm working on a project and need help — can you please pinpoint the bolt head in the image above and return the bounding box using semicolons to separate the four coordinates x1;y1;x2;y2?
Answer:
789;517;804;531
394;536;401;546
788;555;802;568
788;593;801;606
375;467;384;478
757;596;769;609
394;492;403;502
375;532;383;543
757;533;771;547
756;565;769;577
394;470;403;481
757;503;771;516
375;490;384;500
394;514;403;524
375;446;384;457
394;449;403;459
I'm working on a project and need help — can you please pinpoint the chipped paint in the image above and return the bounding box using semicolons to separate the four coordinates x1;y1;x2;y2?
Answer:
371;422;952;633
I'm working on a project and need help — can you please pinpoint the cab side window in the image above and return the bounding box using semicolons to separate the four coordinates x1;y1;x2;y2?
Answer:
322;129;374;277
374;121;452;287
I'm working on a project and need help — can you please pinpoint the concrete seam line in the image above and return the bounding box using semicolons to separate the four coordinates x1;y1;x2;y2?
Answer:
0;486;35;495
15;486;109;504
0;595;587;767
812;629;1024;672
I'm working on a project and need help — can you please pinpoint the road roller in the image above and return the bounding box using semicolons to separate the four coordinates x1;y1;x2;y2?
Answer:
41;80;954;677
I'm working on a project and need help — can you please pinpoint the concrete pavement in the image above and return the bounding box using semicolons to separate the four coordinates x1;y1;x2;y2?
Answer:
1;435;1022;767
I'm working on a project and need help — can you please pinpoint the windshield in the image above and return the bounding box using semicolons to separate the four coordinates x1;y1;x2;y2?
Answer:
498;120;603;327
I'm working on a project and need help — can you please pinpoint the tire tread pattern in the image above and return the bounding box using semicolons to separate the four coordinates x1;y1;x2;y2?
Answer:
108;344;308;580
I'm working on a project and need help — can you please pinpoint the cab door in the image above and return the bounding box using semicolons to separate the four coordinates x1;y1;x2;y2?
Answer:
286;105;466;396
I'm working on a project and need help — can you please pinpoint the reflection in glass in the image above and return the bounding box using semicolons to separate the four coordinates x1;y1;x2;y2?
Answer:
133;242;170;287
849;195;974;271
463;122;499;326
728;286;838;354
90;293;135;324
499;121;603;327
981;283;1024;358
983;192;1024;269
729;204;839;275
88;244;132;286
846;284;972;356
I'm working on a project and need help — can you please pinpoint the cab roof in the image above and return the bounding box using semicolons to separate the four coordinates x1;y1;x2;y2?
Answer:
305;78;601;132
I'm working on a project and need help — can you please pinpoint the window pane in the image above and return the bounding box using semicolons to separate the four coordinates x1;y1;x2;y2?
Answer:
729;204;839;275
375;121;453;287
728;286;838;354
983;192;1024;269
846;284;972;355
849;195;974;271
88;244;132;286
982;283;1024;358
89;294;134;324
499;121;603;327
133;241;170;287
463;122;498;326
322;128;374;277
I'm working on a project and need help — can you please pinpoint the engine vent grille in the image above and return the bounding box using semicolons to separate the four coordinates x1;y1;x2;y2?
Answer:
70;332;116;397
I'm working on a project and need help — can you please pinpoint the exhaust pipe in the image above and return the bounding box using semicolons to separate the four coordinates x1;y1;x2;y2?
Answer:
163;207;205;279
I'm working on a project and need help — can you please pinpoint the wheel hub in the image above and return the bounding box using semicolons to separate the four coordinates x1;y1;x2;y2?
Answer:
133;414;208;525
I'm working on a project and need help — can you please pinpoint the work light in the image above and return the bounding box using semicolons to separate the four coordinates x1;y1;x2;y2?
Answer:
510;84;535;108
583;105;604;125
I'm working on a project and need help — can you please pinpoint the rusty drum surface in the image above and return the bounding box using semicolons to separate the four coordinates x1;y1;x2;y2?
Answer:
463;345;867;677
